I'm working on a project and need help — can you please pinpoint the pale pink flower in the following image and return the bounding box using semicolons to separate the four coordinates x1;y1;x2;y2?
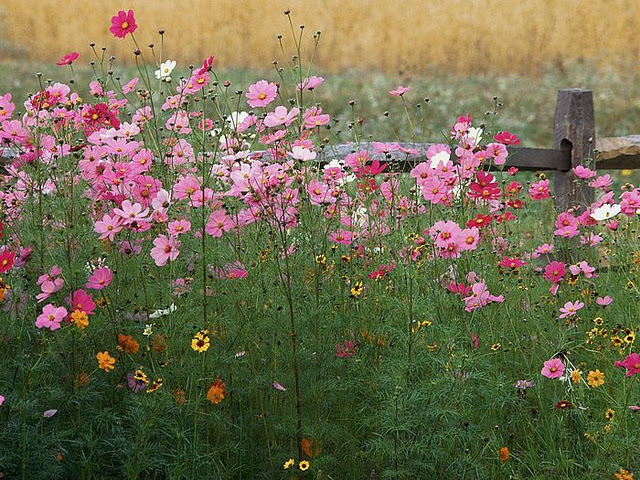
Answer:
541;358;565;379
389;86;410;97
272;381;286;391
559;300;584;319
596;296;613;306
205;210;234;237
297;76;324;91
35;304;68;331
573;165;596;179
246;80;277;108
113;200;150;225
150;235;180;267
94;213;123;241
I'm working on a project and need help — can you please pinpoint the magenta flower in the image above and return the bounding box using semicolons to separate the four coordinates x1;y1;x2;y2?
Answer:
150;234;180;267
543;261;566;283
110;10;137;38
67;289;96;316
35;304;68;331
614;353;640;377
86;267;113;290
272;381;286;391
541;358;565;379
559;300;584;319
56;52;79;66
246;80;277;108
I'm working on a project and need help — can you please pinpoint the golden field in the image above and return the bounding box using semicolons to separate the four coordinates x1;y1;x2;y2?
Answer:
0;0;639;74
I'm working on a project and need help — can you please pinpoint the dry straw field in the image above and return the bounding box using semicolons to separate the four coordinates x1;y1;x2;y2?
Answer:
1;0;639;74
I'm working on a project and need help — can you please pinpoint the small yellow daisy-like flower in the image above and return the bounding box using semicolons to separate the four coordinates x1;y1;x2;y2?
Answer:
299;460;310;471
350;280;364;297
587;369;605;388
593;317;604;326
571;369;581;384
283;458;294;470
315;254;326;265
625;331;635;344
191;330;210;353
611;336;624;348
490;343;501;351
427;343;438;352
603;424;612;434
605;408;615;421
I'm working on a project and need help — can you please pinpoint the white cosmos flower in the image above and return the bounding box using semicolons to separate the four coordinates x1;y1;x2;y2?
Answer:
467;127;483;146
155;60;176;80
429;150;450;168
149;303;177;319
590;203;621;221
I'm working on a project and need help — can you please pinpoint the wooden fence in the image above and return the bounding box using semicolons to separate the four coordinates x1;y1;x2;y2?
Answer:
321;89;640;212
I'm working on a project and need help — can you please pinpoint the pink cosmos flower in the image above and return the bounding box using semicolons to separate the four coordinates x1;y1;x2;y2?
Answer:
86;267;113;290
0;249;15;273
56;52;79;66
596;295;613;306
94;214;123;242
110;10;137;38
573;165;596;179
541;358;565;379
0;395;4;406
150;235;180;267
167;219;191;236
205;210;234;237
529;179;550;200
328;229;354;246
389;86;410;97
559;300;584;319
246;80;277;108
493;131;520;145
297;76;324;91
67;289;96;316
36;304;68;331
113;200;150;226
614;353;640;377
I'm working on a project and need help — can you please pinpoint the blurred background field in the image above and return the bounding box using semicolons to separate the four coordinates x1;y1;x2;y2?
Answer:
1;0;640;148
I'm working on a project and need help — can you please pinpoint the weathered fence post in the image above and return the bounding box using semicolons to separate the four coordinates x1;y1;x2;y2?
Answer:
553;88;596;212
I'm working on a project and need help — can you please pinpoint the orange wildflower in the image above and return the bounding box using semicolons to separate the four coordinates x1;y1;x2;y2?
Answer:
117;334;139;354
499;446;509;462
96;351;115;371
207;378;227;405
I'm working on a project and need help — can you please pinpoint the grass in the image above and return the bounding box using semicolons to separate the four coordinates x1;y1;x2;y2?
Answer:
2;61;640;149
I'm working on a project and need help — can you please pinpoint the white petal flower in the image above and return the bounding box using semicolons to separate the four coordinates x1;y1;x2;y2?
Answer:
155;60;177;80
590;203;621;221
429;150;450;168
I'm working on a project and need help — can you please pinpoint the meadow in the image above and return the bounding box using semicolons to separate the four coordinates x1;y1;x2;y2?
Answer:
0;6;640;480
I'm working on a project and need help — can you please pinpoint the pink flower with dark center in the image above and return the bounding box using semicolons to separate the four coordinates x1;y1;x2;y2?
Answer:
86;267;113;290
615;353;640;377
246;80;277;108
110;10;137;38
150;235;180;267
56;52;79;66
36;304;68;331
541;358;565;379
